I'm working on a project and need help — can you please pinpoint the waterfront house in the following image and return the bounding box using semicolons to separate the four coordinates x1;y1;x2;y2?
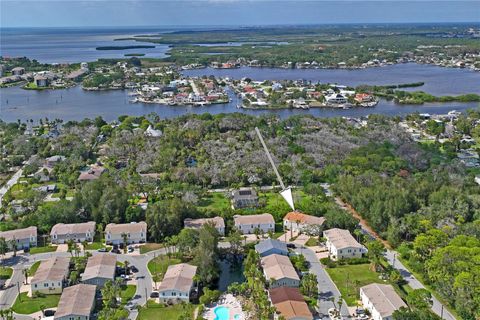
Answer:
183;217;225;236
54;284;96;320
81;254;116;287
283;211;325;234
104;222;147;245
231;187;259;209
158;263;197;304
260;254;300;288
269;287;313;320
34;74;49;87
50;221;96;244
323;228;367;260
325;93;348;104
11;67;25;76
0;226;37;251
31;257;70;295
360;283;407;320
144;125;163;137
234;213;275;234
255;239;289;257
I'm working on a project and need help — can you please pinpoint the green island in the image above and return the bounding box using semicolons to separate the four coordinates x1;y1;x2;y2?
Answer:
96;45;155;50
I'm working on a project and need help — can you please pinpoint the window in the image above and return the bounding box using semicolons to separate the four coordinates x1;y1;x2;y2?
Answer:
44;283;48;287
34;284;37;288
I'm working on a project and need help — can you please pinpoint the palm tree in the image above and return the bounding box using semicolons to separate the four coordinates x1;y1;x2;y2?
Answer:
124;260;129;276
337;297;344;317
67;239;75;257
82;240;88;256
0;237;7;263
8;239;17;257
121;233;128;254
23;268;29;285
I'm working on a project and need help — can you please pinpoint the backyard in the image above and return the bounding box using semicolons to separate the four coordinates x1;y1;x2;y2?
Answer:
12;293;61;314
29;246;57;254
137;300;197;320
0;267;13;280
120;284;137;305
326;263;385;306
140;243;163;254
147;255;182;278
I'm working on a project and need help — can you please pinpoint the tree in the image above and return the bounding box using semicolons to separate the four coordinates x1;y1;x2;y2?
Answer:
121;233;128;254
176;228;199;258
23;268;29;285
193;223;220;287
199;287;221;305
124;260;129;276
67;239;75;257
366;240;385;272
407;289;433;311
300;273;318;297
82;240;88;256
0;238;7;262
8;239;17;257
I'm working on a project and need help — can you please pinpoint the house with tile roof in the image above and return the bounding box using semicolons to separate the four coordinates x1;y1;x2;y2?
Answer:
269;287;313;320
283;211;325;234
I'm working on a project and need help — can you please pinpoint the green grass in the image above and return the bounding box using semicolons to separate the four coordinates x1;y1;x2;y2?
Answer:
140;243;164;254
197;192;230;212
326;263;385;306
0;267;13;280
28;261;41;276
84;242;109;250
29;246;57;254
305;237;320;247
138;301;196;320
121;285;137;305
147;255;181;276
12;293;61;314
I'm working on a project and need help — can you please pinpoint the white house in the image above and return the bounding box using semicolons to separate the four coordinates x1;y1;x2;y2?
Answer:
323;228;367;260
50;222;96;244
81;254;116;287
233;213;275;234
261;254;300;288
104;222;147;245
360;283;407;320
158;263;197;304
31;257;70;295
0;226;37;251
184;217;225;236
54;284;96;320
283;211;325;234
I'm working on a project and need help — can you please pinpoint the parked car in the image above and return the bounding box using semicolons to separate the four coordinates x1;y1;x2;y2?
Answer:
128;246;134;253
97;247;107;252
130;265;139;273
150;291;159;298
44;310;55;317
111;247;121;254
287;243;296;249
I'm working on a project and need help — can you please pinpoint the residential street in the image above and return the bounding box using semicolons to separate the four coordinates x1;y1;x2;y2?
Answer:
295;245;350;319
384;250;456;320
0;168;24;210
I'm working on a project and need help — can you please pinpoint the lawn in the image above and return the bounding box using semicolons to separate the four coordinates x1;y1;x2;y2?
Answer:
147;255;181;276
12;293;61;314
120;285;136;304
0;267;13;280
137;300;196;320
84;242;109;250
197;192;230;212
326;263;384;306
305;237;320;247
28;261;41;276
140;243;163;254
29;246;57;254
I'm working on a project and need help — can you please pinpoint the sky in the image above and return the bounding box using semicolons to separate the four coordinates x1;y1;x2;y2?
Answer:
1;0;479;28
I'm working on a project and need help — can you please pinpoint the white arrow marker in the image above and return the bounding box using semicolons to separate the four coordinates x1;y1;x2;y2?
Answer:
280;187;295;211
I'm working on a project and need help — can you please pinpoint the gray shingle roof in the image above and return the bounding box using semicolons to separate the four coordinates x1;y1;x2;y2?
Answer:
255;239;288;255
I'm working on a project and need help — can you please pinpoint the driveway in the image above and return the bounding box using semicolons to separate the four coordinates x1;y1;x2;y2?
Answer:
294;246;350;319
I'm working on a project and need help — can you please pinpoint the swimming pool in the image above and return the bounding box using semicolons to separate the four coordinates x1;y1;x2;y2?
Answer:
214;306;230;320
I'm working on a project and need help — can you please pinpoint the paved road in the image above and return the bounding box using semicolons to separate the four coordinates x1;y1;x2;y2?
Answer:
294;245;350;320
0;169;24;209
384;250;455;320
